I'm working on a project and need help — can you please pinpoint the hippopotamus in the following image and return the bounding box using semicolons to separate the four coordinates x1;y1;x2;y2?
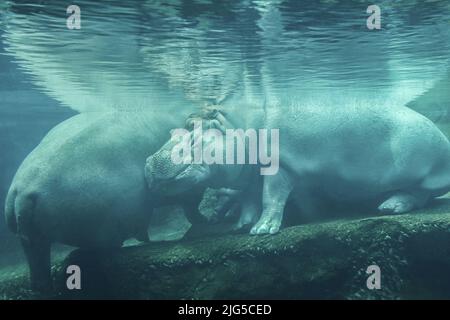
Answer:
4;109;201;292
145;103;450;235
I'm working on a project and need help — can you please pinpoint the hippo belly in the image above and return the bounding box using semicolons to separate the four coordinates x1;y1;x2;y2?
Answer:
278;105;450;209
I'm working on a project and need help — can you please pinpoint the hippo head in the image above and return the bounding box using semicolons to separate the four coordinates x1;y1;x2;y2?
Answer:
145;133;212;196
145;107;243;196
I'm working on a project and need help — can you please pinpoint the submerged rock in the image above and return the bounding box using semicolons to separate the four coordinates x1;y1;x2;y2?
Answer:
1;199;450;299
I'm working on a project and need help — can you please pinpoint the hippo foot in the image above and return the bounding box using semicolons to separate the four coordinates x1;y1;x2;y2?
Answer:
232;220;247;231
378;193;417;214
232;212;256;231
250;215;281;235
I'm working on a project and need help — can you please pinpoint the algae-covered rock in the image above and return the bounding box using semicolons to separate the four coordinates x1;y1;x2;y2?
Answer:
1;200;450;299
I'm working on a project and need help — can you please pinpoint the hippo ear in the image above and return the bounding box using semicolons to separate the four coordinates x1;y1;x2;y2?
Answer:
203;106;219;119
210;108;219;118
185;112;198;129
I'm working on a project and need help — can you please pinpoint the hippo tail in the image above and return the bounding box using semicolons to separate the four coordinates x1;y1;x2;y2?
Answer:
5;188;38;238
6;189;51;291
5;188;18;234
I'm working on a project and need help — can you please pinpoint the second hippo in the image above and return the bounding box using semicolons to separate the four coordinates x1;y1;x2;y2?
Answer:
4;109;204;292
145;103;450;235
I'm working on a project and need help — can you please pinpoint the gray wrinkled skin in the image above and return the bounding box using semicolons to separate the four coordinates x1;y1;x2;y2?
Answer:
145;103;450;236
4;110;191;292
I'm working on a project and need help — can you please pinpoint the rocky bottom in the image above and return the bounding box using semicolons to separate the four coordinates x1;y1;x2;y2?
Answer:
1;200;450;300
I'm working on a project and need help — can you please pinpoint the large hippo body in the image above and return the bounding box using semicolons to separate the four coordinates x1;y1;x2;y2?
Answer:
4;110;192;291
145;103;450;235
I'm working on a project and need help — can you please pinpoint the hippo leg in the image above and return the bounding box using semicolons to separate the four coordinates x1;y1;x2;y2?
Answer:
214;188;241;219
21;236;52;293
378;190;430;214
181;192;208;225
250;168;294;235
233;195;260;231
233;179;262;230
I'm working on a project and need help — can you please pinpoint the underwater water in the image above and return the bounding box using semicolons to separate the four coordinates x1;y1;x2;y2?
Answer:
1;0;450;300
